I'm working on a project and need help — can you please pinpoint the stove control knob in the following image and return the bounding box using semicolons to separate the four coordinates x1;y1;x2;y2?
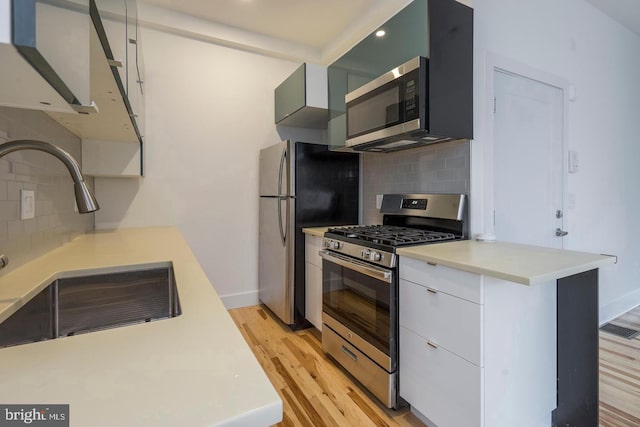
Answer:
361;249;371;259
371;251;382;262
330;241;341;250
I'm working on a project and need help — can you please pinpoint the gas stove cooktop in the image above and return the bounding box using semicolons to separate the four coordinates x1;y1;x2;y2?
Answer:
326;225;457;247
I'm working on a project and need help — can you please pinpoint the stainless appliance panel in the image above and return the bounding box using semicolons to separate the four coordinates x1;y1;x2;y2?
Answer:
259;196;294;324
323;324;397;408
322;256;396;366
380;193;466;221
323;312;391;371
259;140;291;197
346;57;421;103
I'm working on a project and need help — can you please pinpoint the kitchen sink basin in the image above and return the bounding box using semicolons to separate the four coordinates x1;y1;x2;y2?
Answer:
0;265;181;348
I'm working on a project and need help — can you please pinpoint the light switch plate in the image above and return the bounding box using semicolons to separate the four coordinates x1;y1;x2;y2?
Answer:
568;150;578;173
20;190;35;220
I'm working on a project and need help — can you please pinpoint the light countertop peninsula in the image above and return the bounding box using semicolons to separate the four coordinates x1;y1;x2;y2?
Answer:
0;227;282;427
397;240;616;285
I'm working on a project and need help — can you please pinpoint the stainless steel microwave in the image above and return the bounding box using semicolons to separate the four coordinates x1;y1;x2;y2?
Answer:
345;56;453;153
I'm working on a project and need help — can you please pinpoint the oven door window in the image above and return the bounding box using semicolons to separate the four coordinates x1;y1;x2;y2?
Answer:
322;259;393;356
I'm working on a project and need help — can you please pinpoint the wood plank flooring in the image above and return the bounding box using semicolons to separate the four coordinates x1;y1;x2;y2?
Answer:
229;305;424;427
230;304;640;427
600;306;640;427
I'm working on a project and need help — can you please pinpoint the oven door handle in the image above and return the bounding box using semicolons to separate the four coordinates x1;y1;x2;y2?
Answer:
319;250;393;284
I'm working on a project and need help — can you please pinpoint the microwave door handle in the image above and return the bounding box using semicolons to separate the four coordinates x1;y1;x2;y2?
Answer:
319;250;393;284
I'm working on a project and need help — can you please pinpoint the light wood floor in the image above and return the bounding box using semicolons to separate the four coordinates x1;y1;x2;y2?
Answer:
229;305;424;427
230;304;640;427
599;306;640;426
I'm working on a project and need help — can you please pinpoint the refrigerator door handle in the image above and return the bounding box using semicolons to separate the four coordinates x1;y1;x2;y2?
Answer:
277;146;287;197
278;196;286;245
277;145;288;245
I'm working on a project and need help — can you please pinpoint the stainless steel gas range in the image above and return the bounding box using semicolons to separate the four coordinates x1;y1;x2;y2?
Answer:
320;193;467;409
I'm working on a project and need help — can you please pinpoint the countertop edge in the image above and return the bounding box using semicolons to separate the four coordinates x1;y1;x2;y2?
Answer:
397;242;616;285
0;227;282;427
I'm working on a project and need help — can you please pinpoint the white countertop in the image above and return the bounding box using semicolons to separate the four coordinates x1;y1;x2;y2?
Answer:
0;227;282;427
302;225;360;237
397;240;616;285
302;226;330;237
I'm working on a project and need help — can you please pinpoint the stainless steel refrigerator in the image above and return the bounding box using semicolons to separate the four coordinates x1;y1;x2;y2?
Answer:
259;140;359;329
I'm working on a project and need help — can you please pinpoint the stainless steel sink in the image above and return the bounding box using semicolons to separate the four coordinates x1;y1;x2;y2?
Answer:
0;266;181;348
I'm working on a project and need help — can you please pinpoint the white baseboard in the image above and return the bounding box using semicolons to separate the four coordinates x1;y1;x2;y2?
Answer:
600;288;640;325
219;289;260;310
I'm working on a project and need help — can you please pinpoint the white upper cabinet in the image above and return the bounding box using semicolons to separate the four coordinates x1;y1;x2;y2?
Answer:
0;0;144;148
0;0;91;113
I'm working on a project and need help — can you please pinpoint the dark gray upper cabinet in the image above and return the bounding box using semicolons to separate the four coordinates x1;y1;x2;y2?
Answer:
275;63;328;129
328;0;473;150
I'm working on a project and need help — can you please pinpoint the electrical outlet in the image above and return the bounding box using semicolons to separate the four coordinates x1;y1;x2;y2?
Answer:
376;195;384;210
20;190;35;220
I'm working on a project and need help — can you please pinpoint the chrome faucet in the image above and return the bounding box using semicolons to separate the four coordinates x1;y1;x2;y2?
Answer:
0;139;100;270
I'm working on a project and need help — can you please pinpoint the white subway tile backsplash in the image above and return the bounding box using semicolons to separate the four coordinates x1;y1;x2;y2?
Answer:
362;140;470;224
0;107;94;275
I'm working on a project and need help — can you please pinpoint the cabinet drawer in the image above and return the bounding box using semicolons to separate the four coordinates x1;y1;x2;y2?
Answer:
400;327;482;427
305;235;324;268
400;279;482;366
400;256;483;303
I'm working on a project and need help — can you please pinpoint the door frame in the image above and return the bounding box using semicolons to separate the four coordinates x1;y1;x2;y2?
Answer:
473;52;571;243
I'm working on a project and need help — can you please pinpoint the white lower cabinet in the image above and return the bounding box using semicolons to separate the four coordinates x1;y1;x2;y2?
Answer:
399;256;557;427
305;234;323;330
400;326;481;427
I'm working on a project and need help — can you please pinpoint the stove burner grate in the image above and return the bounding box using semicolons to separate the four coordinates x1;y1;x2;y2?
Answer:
328;225;456;247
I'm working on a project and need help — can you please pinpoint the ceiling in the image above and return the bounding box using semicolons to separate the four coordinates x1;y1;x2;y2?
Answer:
139;0;411;63
585;0;640;37
138;0;640;64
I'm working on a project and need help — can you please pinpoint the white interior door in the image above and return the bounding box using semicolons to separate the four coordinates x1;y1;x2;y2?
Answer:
493;70;565;248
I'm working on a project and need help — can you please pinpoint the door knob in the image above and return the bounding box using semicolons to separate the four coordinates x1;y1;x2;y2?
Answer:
555;228;568;237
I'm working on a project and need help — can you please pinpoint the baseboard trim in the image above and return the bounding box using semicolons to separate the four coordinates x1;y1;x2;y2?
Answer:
220;289;259;310
600;288;640;325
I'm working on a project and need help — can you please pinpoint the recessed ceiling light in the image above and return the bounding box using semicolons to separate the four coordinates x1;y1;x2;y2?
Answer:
375;29;386;38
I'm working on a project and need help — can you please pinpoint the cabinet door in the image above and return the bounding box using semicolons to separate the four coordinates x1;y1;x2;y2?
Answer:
305;262;322;330
304;235;323;330
275;64;306;124
400;326;482;427
304;235;323;268
400;278;482;366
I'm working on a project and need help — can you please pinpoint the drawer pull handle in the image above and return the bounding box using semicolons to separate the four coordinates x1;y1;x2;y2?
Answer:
427;287;438;294
427;262;437;266
427;340;439;349
342;345;358;361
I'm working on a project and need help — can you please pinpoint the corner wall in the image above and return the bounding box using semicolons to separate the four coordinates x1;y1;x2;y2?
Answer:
471;0;640;322
0;107;94;274
92;24;314;308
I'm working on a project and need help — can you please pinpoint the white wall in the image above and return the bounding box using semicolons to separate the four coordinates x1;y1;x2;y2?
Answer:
471;0;640;322
93;23;314;307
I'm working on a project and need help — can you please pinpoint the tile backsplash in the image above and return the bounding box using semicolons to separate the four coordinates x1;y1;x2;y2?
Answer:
0;107;94;274
362;139;470;224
